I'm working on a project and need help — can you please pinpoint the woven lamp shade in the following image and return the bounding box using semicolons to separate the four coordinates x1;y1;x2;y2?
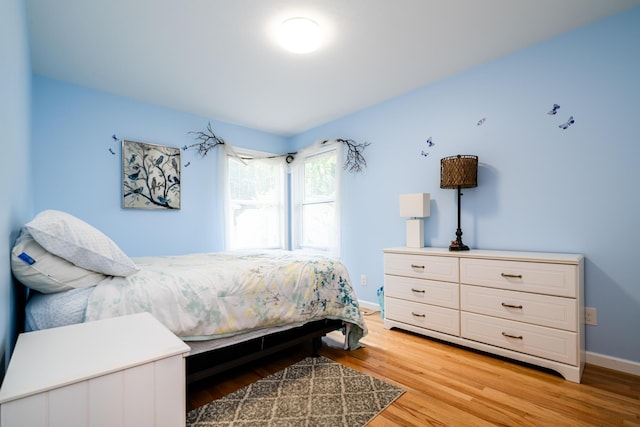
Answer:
440;155;478;189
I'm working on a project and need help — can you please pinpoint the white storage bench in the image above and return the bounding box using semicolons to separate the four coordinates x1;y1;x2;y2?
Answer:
0;312;190;427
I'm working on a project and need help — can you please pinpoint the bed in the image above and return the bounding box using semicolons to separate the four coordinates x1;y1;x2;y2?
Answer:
11;210;367;383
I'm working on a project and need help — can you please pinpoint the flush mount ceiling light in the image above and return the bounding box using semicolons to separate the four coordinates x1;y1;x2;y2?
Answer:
277;17;323;54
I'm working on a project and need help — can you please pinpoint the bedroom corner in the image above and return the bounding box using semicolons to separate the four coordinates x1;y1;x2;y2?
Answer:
0;0;33;380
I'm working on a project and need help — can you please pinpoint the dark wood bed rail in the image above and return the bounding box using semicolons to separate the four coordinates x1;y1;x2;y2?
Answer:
185;318;343;384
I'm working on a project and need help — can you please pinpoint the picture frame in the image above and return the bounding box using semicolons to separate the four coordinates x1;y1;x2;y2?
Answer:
122;139;181;210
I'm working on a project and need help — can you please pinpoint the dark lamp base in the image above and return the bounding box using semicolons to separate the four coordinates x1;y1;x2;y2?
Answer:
449;241;470;251
449;227;470;251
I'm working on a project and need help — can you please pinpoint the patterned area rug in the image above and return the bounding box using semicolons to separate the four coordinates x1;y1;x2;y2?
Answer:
187;356;404;426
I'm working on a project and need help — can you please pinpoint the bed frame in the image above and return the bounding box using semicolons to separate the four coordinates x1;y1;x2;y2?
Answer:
185;318;344;384
16;286;345;385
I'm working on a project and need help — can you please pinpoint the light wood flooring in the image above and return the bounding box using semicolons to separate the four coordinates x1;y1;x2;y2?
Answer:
188;311;640;426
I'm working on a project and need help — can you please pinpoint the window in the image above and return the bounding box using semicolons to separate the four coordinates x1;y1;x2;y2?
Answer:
224;150;287;250
291;144;341;255
223;143;341;255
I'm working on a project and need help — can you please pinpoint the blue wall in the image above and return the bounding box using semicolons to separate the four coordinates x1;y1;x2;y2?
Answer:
1;0;32;378
21;6;640;368
291;7;640;363
32;76;288;256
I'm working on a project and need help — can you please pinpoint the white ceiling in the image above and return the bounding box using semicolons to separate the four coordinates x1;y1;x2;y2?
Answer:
26;0;640;136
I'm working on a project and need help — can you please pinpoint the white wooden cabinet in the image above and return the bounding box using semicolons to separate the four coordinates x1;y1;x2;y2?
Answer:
383;247;585;382
0;313;191;427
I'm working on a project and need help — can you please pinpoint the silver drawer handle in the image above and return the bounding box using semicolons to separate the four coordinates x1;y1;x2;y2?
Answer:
411;312;426;318
411;264;425;269
501;302;523;309
411;288;426;293
501;273;523;279
501;332;523;340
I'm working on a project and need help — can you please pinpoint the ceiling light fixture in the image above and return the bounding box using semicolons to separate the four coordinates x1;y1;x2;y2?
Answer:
277;17;323;54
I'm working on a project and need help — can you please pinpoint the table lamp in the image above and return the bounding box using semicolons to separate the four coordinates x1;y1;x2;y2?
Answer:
399;193;430;247
440;155;478;251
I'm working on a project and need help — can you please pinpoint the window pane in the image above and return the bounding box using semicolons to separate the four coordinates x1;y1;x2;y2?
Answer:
228;156;283;249
304;153;336;202
291;145;340;255
302;202;335;249
229;157;279;201
230;204;281;249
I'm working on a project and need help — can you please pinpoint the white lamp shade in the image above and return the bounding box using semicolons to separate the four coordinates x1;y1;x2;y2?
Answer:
399;193;430;218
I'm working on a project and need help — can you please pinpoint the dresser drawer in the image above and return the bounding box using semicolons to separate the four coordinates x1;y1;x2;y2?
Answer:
384;253;459;282
460;258;576;297
460;285;577;331
385;275;459;309
461;312;577;365
385;298;460;336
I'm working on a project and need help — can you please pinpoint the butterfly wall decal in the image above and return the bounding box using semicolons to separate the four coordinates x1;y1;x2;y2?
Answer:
109;134;120;156
548;104;560;115
421;137;434;158
559;116;575;129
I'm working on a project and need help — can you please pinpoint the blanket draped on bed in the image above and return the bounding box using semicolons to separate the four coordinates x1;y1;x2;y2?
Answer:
85;251;366;348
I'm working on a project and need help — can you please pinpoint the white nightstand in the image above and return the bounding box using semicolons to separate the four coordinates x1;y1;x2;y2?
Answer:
0;312;190;427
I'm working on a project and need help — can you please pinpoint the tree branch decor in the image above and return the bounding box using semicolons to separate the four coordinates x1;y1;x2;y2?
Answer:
186;122;226;157
185;123;370;173
324;138;371;173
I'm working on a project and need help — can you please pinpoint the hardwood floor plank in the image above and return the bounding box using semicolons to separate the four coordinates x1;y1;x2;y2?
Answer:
188;313;640;425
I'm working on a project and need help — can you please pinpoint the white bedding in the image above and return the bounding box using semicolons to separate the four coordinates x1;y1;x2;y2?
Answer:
25;289;328;355
25;287;93;332
84;250;366;347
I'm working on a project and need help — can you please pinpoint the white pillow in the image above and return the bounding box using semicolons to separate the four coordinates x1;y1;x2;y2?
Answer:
11;229;107;293
25;210;139;277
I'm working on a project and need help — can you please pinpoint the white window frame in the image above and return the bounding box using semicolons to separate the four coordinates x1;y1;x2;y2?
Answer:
290;143;342;256
222;147;288;250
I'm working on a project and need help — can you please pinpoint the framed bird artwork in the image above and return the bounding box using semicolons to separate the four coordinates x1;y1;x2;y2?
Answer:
122;140;181;210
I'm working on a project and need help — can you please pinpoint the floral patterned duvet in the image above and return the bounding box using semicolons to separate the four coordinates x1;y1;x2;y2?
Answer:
85;250;366;347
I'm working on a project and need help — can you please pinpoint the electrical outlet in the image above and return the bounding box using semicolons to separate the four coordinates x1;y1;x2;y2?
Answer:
585;307;597;325
360;274;367;286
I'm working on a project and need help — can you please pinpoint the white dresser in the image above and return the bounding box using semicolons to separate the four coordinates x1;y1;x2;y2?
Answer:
0;313;191;427
383;247;584;382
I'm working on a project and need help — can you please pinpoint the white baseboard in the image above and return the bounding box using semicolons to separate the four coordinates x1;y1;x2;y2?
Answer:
586;351;640;377
358;300;640;378
358;299;380;312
